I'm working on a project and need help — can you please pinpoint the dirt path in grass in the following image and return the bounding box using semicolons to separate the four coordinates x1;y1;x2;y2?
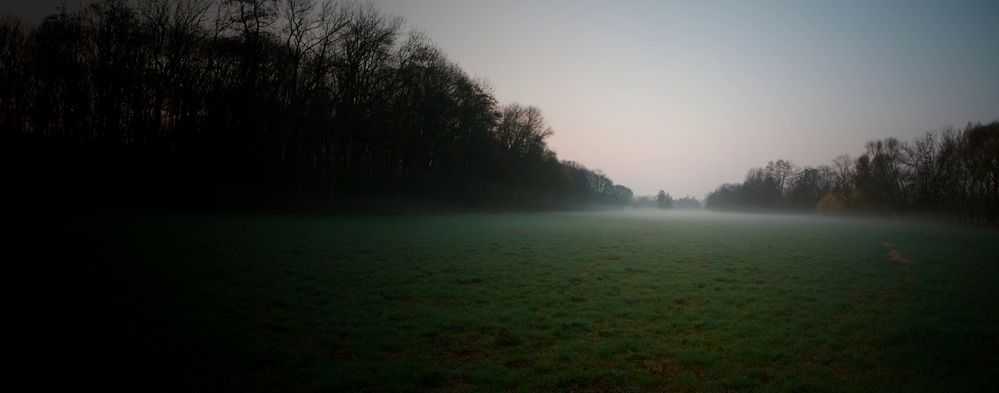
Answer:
880;241;914;282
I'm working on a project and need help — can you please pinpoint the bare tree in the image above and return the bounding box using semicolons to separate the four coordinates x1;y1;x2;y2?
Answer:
766;159;794;205
831;154;854;193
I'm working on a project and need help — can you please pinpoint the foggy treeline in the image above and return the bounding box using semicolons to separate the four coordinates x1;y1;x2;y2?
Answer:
632;192;701;209
705;122;999;223
0;0;633;212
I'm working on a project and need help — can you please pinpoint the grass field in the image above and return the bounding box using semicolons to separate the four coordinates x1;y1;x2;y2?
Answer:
44;211;999;392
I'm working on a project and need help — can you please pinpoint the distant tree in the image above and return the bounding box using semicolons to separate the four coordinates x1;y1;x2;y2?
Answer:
656;190;673;209
705;122;998;223
672;195;701;209
612;184;634;205
765;159;794;206
831;154;854;193
705;183;742;210
900;132;943;209
786;166;832;210
632;195;656;208
956;122;999;222
560;160;632;208
742;167;780;208
856;138;908;211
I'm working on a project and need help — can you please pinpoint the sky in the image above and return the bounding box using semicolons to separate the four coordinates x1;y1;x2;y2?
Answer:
5;0;999;197
380;0;999;197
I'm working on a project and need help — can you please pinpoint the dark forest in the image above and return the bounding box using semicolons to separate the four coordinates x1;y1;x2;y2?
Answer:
1;0;633;214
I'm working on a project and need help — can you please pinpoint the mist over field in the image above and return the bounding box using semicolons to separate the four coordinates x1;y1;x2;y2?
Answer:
25;209;998;392
5;0;998;392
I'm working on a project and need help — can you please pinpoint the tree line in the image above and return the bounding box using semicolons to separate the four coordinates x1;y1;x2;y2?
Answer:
632;192;701;209
704;122;999;223
0;0;634;212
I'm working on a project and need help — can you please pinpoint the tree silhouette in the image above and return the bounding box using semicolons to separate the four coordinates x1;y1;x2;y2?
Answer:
706;122;999;223
1;0;637;213
656;190;672;209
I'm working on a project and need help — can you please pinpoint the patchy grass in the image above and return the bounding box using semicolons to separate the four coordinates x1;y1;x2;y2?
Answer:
46;211;999;392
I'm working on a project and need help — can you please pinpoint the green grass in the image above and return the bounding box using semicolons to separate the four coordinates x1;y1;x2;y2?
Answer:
51;211;999;392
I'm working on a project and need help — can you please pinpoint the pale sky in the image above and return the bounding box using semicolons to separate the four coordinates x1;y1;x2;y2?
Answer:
5;0;998;197
376;0;999;197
